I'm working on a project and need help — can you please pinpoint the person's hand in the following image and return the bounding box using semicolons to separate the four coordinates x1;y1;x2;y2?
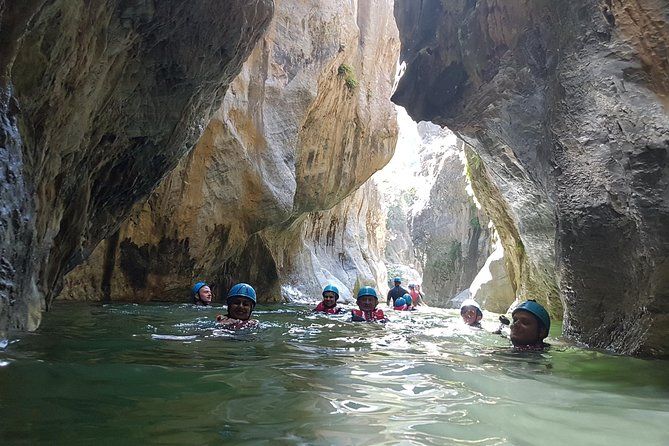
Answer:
216;314;223;322
493;315;511;336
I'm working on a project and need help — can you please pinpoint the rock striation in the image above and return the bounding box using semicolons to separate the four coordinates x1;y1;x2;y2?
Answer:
393;0;669;356
62;0;399;303
408;128;492;307
0;1;273;333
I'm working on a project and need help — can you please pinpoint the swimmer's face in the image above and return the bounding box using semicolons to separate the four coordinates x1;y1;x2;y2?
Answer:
322;292;337;308
228;297;254;320
198;286;212;304
357;296;377;312
510;310;547;347
460;306;481;326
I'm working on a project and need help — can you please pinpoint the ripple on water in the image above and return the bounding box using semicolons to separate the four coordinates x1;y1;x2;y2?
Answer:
1;303;668;446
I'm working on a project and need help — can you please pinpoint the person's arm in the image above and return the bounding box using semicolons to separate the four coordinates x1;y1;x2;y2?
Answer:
351;310;365;322
386;291;392;307
418;292;427;305
492;315;510;335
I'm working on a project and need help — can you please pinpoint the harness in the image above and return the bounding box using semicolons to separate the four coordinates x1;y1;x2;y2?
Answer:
351;308;386;321
313;302;344;314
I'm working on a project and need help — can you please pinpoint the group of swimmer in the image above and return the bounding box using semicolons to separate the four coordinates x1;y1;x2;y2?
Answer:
191;277;551;351
192;281;259;329
459;298;550;350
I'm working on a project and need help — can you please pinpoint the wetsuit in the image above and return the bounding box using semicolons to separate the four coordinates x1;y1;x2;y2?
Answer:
313;302;345;314
386;285;408;306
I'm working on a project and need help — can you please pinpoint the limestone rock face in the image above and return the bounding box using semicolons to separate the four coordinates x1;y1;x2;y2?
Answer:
62;0;399;302
409;130;492;307
0;1;273;332
270;180;389;303
470;240;516;314
393;0;669;356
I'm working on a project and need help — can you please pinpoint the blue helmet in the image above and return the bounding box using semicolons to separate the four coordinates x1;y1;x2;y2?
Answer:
393;277;402;284
394;297;406;307
513;300;550;332
191;282;207;297
403;293;412;305
227;283;257;307
357;287;378;299
322;285;340;300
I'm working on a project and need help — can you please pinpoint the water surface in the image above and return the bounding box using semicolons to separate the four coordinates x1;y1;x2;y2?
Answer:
1;303;668;445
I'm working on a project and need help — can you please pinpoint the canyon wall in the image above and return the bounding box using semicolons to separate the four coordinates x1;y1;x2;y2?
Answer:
62;0;399;303
393;0;669;356
411;136;492;307
0;1;273;333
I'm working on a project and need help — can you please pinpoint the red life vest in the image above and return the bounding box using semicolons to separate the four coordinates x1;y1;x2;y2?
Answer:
313;302;343;314
351;308;386;321
393;304;408;311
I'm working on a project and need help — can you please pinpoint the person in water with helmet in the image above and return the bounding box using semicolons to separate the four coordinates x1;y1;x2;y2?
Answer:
509;299;550;350
192;282;213;306
393;296;408;311
403;294;416;310
386;277;408;307
352;287;387;322
216;283;259;329
415;283;427;306
313;284;346;314
460;298;483;328
407;283;424;306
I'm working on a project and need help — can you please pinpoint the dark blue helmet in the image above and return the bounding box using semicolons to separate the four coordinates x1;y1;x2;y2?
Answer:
227;283;257;307
191;282;207;297
513;300;550;331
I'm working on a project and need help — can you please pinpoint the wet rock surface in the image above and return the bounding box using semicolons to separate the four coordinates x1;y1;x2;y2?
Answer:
0;1;273;333
61;0;399;303
393;0;669;356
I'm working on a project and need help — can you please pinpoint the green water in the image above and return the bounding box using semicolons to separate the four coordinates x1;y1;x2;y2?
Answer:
1;303;668;446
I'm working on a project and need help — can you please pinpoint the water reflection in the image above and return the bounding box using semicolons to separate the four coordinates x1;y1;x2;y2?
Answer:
1;302;668;445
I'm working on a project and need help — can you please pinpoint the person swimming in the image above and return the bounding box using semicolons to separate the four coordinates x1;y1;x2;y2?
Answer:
509;299;550;350
386;277;408;307
351;287;387;322
313;285;346;314
216;283;260;329
192;282;213;306
402;294;416;310
460;298;483;328
393;296;408;311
